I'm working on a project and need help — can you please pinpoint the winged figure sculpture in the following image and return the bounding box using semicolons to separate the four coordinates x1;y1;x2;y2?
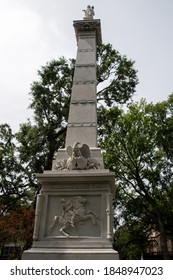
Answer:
67;142;90;170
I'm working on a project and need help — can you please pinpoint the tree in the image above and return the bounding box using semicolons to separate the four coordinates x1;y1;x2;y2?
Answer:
101;97;173;259
0;124;37;213
0;207;34;259
153;94;173;159
114;221;150;260
113;188;158;259
97;44;137;105
17;57;73;171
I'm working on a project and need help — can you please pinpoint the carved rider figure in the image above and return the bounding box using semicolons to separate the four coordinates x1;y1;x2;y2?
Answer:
61;198;76;227
83;5;95;19
49;196;97;237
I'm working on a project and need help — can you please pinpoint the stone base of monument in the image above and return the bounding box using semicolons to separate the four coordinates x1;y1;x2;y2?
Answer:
22;170;119;260
22;248;118;260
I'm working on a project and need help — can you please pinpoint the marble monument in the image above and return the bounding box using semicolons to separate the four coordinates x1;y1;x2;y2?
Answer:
22;6;119;260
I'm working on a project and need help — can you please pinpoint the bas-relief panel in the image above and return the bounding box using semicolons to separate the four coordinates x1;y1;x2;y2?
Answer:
45;194;102;238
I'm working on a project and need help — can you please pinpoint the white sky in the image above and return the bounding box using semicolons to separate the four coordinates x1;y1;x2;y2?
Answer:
0;0;173;132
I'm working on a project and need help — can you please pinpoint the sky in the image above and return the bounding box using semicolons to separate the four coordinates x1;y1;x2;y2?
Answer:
0;0;173;132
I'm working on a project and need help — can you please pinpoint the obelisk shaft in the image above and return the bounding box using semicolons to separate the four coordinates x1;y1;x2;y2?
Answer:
65;19;102;148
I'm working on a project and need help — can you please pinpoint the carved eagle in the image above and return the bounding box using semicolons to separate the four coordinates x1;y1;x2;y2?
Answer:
67;142;90;159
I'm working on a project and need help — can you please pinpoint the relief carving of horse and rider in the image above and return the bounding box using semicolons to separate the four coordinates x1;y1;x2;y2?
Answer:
49;196;97;237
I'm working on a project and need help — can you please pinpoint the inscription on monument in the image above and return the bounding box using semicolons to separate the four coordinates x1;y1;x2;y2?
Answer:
42;183;109;190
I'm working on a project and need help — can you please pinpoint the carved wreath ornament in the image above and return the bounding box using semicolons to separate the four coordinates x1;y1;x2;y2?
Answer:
54;142;102;170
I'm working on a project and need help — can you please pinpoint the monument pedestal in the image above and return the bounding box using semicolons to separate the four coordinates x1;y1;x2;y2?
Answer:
22;170;118;260
22;248;118;260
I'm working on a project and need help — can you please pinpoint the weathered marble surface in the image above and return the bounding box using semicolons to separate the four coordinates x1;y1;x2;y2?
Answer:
22;170;118;259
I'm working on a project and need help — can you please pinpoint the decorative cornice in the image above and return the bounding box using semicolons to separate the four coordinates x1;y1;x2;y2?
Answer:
73;19;102;45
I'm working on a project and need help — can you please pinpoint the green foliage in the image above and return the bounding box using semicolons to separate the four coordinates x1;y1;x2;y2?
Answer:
30;57;74;127
101;96;173;259
0;124;36;212
21;57;75;170
114;221;150;260
97;44;138;105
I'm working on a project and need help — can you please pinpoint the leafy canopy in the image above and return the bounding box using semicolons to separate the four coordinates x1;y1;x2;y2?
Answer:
101;96;173;259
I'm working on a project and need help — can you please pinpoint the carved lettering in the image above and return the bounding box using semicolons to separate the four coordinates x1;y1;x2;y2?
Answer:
42;183;108;190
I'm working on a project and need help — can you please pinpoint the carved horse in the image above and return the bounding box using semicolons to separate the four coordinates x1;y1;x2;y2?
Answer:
49;196;97;237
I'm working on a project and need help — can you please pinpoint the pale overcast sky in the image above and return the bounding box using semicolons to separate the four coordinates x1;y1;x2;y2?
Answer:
0;0;173;131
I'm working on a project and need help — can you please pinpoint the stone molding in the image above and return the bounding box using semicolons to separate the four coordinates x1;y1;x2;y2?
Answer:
73;19;102;45
78;49;94;52
70;100;96;104
75;63;95;67
68;122;96;127
73;80;96;85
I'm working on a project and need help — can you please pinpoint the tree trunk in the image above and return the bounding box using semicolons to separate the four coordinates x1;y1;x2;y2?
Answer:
157;213;170;260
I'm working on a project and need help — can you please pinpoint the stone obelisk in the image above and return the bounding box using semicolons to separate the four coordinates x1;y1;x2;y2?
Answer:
22;6;119;260
65;20;100;148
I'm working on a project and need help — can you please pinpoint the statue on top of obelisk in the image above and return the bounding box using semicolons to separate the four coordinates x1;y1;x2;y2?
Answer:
82;5;95;19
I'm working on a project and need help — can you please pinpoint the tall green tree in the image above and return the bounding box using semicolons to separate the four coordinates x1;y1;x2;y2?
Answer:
113;220;151;260
101;96;173;259
0;207;35;259
17;57;73;171
0;124;38;212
